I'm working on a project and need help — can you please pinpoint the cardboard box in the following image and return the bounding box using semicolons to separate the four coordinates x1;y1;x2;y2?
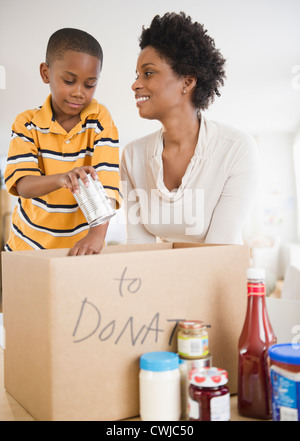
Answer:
0;189;14;299
2;243;249;421
0;188;15;249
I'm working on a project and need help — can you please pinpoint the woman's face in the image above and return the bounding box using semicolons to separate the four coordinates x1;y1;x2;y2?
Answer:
132;46;186;121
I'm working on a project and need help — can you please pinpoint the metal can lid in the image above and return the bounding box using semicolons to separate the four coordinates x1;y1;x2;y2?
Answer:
140;351;179;372
269;343;300;365
178;320;206;330
189;367;228;387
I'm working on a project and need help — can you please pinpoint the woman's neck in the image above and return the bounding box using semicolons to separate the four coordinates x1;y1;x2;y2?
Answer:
161;107;200;152
160;108;201;191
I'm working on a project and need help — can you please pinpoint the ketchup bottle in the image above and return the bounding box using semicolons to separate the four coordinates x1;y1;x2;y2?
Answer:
238;268;277;419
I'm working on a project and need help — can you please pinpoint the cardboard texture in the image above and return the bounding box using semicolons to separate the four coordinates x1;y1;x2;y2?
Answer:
2;243;249;421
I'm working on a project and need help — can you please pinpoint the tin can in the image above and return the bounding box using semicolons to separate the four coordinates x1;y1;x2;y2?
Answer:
73;174;116;226
269;343;300;421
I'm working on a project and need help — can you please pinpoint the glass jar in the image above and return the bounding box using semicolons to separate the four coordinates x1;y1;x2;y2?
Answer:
269;343;300;421
139;351;181;421
188;367;230;421
177;320;210;359
179;355;212;420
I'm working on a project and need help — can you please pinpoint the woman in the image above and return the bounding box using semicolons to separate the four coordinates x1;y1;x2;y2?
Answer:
121;12;259;244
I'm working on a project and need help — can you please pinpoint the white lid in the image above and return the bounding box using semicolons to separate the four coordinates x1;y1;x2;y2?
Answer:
247;267;265;280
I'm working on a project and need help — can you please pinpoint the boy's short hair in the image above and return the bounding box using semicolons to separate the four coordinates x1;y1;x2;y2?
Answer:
45;28;103;66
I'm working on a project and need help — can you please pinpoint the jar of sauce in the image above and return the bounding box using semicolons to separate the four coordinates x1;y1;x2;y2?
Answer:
188;367;230;421
177;320;210;359
179;355;212;420
269;343;300;421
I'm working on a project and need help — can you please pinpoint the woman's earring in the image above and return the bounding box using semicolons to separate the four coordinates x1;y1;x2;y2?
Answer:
182;89;187;94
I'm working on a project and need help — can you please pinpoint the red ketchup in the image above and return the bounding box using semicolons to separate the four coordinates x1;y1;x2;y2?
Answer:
238;268;277;419
188;367;230;421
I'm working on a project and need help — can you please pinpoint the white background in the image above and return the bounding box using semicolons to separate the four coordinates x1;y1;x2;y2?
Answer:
0;0;300;249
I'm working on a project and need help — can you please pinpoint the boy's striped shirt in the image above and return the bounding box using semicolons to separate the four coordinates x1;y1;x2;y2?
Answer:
4;95;121;251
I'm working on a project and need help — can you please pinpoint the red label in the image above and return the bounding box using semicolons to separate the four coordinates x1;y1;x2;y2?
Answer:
247;283;265;296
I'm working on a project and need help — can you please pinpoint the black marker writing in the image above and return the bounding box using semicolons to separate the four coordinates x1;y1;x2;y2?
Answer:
72;297;181;347
114;267;141;297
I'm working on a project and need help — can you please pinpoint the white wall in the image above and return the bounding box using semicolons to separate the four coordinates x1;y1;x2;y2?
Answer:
1;0;300;247
1;0;300;151
293;135;300;241
253;133;297;242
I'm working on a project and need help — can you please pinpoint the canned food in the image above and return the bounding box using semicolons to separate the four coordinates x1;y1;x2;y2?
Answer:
269;343;300;421
73;174;116;226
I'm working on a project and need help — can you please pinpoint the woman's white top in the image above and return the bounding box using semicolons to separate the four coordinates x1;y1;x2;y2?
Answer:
120;115;259;245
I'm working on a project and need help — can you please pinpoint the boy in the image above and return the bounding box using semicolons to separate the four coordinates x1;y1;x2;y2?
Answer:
4;28;121;255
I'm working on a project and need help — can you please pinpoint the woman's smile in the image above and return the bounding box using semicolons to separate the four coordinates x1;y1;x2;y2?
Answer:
135;95;150;106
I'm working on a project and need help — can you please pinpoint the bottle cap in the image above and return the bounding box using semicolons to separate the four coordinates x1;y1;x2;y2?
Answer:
140;351;179;372
247;267;265;280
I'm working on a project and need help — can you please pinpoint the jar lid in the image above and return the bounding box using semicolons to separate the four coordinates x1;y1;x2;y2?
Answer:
269;344;300;365
189;367;228;387
247;267;265;280
178;320;206;329
140;351;179;372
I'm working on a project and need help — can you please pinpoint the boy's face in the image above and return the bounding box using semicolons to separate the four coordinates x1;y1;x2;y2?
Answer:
40;51;101;125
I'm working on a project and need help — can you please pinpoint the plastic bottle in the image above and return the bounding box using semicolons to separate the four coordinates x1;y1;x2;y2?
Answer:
139;351;181;421
238;268;277;419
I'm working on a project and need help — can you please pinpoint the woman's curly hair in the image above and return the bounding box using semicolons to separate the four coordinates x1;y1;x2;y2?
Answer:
139;12;226;111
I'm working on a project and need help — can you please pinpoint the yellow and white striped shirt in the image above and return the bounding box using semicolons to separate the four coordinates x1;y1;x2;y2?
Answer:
4;94;121;251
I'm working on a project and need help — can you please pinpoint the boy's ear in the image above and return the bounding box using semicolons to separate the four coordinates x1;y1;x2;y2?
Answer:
40;62;50;84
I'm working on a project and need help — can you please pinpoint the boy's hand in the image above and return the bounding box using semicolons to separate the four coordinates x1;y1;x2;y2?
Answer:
68;222;109;256
59;166;98;194
15;166;98;199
